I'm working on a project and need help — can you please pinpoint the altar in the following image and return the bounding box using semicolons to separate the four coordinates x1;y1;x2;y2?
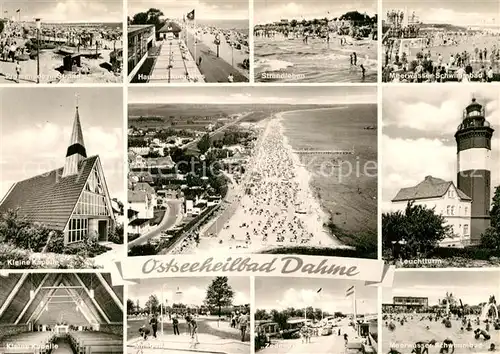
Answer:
55;325;69;334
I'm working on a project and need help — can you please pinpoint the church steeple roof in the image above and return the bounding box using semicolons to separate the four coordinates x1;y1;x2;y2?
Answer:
62;97;87;178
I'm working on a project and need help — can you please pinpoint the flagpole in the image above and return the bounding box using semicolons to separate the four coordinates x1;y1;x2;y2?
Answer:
353;286;357;324
194;14;197;66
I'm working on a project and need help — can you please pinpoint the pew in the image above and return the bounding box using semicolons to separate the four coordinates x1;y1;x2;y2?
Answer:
0;332;55;354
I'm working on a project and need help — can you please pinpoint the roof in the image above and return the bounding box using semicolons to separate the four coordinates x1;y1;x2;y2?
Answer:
128;190;148;203
134;182;155;194
0;273;123;325
128;24;154;36
158;21;182;33
392;176;471;202
0;156;99;231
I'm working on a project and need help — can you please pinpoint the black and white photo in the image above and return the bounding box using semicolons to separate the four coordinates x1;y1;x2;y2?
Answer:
127;86;377;259
382;86;500;267
254;277;378;354
254;0;378;83
128;0;249;83
382;0;500;82
0;0;123;84
0;88;125;269
383;270;500;353
126;276;250;354
0;272;124;354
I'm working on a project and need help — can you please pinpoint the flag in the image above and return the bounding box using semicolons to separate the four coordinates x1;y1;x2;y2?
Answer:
346;286;355;298
16;9;20;13
317;288;322;293
186;9;195;21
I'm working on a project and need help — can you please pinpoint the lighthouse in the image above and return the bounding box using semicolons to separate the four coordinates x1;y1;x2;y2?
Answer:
455;98;494;244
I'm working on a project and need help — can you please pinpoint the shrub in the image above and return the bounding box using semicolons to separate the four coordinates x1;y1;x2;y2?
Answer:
45;231;65;253
0;243;31;268
129;243;157;256
108;223;124;244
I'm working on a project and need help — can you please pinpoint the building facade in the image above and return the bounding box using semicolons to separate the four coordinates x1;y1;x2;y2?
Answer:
127;24;156;81
392;176;472;247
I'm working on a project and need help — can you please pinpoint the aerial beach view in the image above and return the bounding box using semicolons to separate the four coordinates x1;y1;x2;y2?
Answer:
0;0;123;84
383;270;500;354
127;86;377;259
382;0;500;82
128;1;249;83
254;0;378;83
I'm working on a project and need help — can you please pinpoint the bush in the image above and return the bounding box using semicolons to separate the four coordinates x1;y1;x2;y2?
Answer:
0;243;31;268
0;209;59;252
108;223;124;244
129;243;157;256
428;246;494;260
45;231;65;253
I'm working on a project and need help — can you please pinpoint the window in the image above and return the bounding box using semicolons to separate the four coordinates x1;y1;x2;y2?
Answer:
446;206;450;215
74;168;109;216
464;224;469;235
68;218;88;243
451;206;455;215
464;207;468;215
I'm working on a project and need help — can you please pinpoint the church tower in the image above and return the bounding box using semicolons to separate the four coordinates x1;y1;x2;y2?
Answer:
62;97;87;178
455;98;494;244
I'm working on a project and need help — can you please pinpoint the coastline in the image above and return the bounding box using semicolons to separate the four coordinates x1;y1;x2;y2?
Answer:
275;112;339;246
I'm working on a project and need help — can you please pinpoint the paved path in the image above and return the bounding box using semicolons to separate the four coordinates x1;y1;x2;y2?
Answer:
260;324;361;354
183;31;248;83
129;200;183;247
128;333;249;354
150;40;203;83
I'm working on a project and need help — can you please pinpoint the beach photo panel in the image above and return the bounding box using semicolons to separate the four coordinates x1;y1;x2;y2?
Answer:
382;0;500;83
382;269;500;353
126;86;378;260
0;0;124;84
253;0;378;83
127;0;250;83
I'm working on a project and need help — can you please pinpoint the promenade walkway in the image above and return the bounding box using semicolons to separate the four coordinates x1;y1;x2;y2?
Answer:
183;31;248;83
149;39;204;83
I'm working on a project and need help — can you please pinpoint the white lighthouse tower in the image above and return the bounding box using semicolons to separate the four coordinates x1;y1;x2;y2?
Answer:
454;98;494;244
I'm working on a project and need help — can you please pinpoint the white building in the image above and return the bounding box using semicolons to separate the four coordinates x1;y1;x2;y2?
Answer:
391;176;472;247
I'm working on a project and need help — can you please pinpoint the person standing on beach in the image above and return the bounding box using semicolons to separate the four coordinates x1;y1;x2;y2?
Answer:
172;315;180;335
238;311;249;342
15;60;21;83
149;314;158;338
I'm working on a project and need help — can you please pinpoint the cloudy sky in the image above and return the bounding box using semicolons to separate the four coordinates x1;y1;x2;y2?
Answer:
128;277;250;308
129;86;377;105
382;86;500;212
383;270;500;306
255;277;377;315
128;0;248;21
2;0;122;23
255;0;377;25
0;88;125;203
383;0;500;26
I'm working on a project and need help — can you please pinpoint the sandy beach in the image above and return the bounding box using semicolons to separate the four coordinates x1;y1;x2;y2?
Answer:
254;33;377;83
171;113;345;255
0;21;122;83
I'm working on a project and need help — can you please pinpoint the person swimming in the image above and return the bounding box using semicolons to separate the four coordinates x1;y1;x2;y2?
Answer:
439;338;455;354
412;339;437;354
